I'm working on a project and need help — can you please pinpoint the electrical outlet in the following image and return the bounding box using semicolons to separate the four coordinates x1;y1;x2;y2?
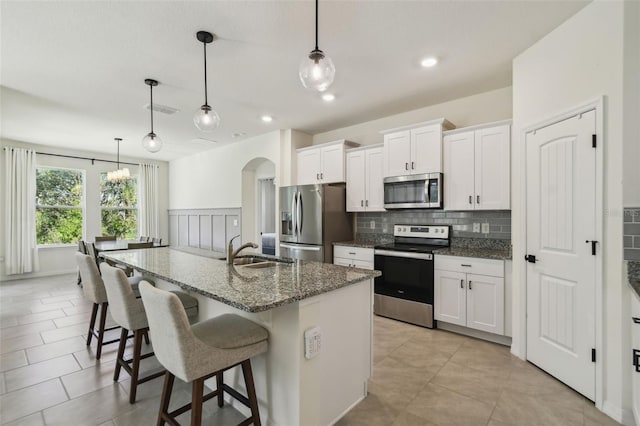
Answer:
304;326;322;360
233;219;238;226
473;223;480;233
370;220;376;229
481;223;490;234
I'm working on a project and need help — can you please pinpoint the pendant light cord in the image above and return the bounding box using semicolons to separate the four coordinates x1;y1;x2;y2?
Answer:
203;42;209;106
315;0;319;50
149;84;154;133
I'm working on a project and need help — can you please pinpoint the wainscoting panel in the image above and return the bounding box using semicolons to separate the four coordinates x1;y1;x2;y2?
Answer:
168;208;242;253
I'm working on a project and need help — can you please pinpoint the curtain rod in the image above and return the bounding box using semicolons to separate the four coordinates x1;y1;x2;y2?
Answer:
36;151;140;167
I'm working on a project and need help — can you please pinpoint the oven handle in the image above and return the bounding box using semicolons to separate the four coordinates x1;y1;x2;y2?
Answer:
374;250;433;260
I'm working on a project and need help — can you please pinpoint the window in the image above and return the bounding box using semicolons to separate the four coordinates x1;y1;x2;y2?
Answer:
36;167;84;245
100;174;137;239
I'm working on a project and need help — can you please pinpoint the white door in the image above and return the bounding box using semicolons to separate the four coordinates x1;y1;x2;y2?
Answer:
297;149;320;185
526;110;596;400
434;270;467;327
383;131;411;177
475;125;510;210
411;124;442;174
466;273;504;335
346;151;365;212
320;144;345;183
365;147;384;211
443;131;475;210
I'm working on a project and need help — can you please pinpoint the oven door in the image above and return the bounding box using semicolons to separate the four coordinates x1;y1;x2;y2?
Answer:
373;250;434;304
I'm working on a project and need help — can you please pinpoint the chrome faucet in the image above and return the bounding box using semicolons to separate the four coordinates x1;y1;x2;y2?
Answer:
227;235;258;265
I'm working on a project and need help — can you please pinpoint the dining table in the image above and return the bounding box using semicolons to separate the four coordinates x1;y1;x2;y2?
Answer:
92;239;168;253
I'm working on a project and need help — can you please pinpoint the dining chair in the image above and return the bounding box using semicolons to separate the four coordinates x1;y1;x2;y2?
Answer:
128;242;154;249
77;240;88;286
95;235;117;242
152;237;162;245
87;242;134;277
139;236;149;242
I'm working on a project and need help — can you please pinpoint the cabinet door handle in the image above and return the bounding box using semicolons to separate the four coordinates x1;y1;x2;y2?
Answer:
320;172;323;180
477;195;480;204
634;350;640;372
405;162;409;171
348;252;356;255
461;264;472;267
468;195;472;204
411;161;415;169
316;173;320;180
469;281;473;290
365;200;369;207
633;317;640;324
460;279;464;289
361;200;364;207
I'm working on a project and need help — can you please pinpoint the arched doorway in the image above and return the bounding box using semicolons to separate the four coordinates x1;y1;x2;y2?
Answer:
241;158;276;254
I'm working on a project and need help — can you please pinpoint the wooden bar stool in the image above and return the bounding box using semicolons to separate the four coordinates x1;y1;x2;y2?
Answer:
139;282;268;426
100;264;199;404
75;253;154;359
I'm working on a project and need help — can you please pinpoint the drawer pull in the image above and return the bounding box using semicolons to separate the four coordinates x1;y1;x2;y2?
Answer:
461;264;472;267
633;317;640;324
460;279;463;289
348;252;356;255
469;281;473;290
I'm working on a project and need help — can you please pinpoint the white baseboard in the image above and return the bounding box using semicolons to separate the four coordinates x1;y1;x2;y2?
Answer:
437;322;513;346
602;400;636;426
0;269;76;282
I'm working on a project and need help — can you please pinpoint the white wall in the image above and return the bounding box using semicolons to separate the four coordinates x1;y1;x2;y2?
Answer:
623;0;640;208
169;131;281;209
512;1;636;422
312;86;512;146
0;138;170;281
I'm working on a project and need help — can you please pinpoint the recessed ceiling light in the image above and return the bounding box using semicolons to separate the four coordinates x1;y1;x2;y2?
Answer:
420;57;438;68
261;115;273;123
322;93;335;102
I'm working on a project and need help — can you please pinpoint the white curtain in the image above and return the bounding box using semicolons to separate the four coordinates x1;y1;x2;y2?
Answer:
138;163;159;238
3;146;39;274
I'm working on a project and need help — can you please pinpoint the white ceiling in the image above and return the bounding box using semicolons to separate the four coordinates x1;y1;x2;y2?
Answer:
0;1;587;162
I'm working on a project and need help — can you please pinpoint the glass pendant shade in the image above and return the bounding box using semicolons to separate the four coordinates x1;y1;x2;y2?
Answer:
193;104;220;131
107;168;130;182
142;132;163;153
299;49;335;92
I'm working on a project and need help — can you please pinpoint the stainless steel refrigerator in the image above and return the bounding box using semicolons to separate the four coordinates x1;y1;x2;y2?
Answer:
279;184;353;263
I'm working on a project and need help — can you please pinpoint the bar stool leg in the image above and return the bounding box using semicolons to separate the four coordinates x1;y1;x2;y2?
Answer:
216;373;224;407
242;360;261;426
96;302;109;360
86;303;99;346
114;328;128;381
158;371;175;426
191;377;204;426
143;330;150;345
129;329;144;404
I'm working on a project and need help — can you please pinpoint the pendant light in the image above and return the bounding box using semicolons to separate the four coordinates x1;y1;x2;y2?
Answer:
107;138;130;182
193;31;220;132
299;0;335;92
142;78;163;153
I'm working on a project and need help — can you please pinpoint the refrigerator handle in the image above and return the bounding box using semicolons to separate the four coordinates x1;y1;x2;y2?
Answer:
291;192;297;234
298;192;304;235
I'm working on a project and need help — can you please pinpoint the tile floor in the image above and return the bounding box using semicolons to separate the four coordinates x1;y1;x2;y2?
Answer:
0;273;621;426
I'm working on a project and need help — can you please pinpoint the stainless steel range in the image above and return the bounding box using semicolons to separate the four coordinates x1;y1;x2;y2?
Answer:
373;224;450;328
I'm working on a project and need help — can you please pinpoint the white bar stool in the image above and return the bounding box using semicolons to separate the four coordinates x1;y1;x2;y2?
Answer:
139;282;268;426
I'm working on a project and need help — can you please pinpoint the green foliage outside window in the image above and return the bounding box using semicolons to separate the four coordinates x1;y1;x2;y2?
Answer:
100;174;137;239
36;168;84;245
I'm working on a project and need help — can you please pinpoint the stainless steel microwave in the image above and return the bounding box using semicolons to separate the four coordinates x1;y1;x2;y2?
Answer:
383;173;443;209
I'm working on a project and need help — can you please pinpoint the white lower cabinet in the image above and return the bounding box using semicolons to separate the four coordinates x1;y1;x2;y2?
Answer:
334;245;374;270
631;289;640;423
435;255;505;335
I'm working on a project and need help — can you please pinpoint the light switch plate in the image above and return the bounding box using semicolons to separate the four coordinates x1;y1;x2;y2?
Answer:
233;219;238;226
473;223;480;233
481;223;490;234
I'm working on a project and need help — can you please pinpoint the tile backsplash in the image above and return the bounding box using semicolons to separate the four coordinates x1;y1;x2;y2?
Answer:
355;210;511;240
624;208;640;261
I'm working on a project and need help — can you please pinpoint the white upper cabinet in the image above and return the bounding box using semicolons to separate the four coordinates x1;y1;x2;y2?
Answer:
381;118;454;177
296;140;358;185
444;121;511;211
346;145;384;212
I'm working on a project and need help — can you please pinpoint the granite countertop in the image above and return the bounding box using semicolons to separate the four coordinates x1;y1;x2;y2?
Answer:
102;247;380;313
434;246;512;260
333;240;378;249
628;261;640;299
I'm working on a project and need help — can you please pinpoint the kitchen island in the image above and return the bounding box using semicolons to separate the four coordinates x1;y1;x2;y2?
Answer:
102;247;380;426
